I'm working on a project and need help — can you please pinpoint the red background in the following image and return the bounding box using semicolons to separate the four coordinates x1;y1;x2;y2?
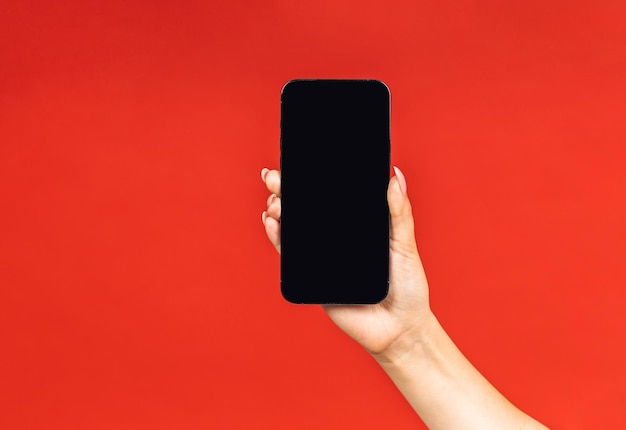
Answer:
1;0;625;428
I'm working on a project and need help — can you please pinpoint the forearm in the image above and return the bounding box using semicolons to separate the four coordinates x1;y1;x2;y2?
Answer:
373;312;548;430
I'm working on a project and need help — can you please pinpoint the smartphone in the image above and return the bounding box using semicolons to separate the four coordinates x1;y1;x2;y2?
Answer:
280;79;390;304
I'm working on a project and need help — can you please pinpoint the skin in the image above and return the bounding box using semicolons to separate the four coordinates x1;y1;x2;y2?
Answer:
261;166;549;430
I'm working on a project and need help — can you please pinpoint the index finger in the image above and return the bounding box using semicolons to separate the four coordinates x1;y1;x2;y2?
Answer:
261;168;281;197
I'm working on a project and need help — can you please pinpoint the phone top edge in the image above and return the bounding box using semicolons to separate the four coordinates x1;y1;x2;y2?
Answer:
281;79;390;93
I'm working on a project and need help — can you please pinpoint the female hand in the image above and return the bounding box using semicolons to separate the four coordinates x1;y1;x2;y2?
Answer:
261;166;549;429
261;166;434;360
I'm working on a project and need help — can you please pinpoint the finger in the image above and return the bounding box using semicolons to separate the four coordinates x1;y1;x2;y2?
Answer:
263;212;281;253
267;195;281;220
261;168;270;182
263;169;281;197
388;166;419;259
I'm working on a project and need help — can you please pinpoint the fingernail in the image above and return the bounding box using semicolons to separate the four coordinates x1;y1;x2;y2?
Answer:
262;211;268;224
393;166;407;195
261;168;270;182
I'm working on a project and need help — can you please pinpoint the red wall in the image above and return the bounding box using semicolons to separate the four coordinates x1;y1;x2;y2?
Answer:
1;1;625;428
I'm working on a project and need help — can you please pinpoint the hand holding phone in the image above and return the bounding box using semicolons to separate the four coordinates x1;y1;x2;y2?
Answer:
262;86;548;428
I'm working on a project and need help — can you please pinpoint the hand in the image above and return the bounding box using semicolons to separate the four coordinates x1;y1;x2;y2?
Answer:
261;167;435;360
261;167;549;429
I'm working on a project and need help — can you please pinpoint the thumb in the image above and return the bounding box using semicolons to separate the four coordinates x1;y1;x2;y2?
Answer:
388;166;419;257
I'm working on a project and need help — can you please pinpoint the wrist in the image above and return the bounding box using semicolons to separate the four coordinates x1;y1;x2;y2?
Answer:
371;309;439;366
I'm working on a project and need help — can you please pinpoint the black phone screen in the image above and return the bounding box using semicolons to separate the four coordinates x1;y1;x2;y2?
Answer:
280;80;390;304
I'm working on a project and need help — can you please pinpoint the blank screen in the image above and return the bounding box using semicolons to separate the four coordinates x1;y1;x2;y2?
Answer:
280;80;390;304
